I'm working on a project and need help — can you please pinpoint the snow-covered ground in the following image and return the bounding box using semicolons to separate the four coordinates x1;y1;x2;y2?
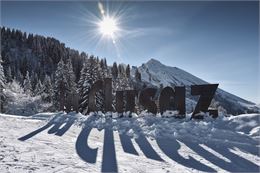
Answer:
0;112;259;172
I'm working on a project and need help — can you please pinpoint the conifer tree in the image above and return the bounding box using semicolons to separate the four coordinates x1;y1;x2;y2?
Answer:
34;80;43;96
41;75;53;102
53;59;69;110
6;66;12;83
23;71;32;95
65;58;77;93
135;69;141;82
78;56;99;114
112;62;118;79
126;64;130;78
0;56;5;90
0;56;6;112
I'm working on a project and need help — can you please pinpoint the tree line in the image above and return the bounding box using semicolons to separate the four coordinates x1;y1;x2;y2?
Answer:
0;27;143;113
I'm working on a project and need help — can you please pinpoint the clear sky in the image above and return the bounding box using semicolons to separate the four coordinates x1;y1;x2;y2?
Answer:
1;1;259;103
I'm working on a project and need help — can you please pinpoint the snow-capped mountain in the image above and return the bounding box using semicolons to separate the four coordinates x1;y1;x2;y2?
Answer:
133;58;259;115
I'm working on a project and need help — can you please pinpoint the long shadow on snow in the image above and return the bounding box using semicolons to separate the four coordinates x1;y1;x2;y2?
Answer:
174;124;260;173
156;137;216;172
135;133;164;161
204;141;259;172
75;117;118;172
118;117;163;161
18;112;75;141
101;119;118;172
183;139;259;172
75;116;98;164
119;133;139;156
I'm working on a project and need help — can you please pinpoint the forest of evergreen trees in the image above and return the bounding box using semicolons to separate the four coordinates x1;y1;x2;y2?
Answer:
0;27;143;114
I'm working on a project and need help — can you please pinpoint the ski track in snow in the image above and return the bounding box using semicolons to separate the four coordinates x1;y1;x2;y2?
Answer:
0;112;259;173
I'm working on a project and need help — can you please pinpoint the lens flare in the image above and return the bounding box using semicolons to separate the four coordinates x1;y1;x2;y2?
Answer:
98;16;119;38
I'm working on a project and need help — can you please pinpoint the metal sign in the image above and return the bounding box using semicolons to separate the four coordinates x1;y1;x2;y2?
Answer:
64;78;219;118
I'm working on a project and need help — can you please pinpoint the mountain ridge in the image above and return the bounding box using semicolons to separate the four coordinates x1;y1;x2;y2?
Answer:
136;58;258;114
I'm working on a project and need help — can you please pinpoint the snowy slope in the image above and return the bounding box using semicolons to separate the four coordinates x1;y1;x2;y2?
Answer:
0;112;259;172
133;58;259;114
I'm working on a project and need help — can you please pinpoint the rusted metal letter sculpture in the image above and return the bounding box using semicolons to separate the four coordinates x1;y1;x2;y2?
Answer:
125;90;136;112
139;88;157;114
88;80;103;112
116;91;124;113
159;86;186;116
103;78;113;112
191;84;219;119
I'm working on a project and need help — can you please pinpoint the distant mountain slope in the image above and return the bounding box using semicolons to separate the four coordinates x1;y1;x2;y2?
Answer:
134;59;259;114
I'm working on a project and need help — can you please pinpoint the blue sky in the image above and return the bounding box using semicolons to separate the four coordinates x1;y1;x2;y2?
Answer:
1;1;259;103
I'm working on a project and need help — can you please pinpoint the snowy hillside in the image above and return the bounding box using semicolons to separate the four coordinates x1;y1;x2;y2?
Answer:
133;59;259;114
0;112;259;172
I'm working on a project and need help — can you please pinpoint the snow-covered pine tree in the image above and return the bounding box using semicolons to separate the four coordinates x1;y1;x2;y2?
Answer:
0;56;5;90
15;70;23;85
53;58;77;110
0;56;6;112
53;58;69;110
125;64;134;89
31;73;39;93
117;64;128;90
41;75;53;102
112;62;118;79
96;58;105;111
6;66;12;83
100;58;109;78
65;58;77;93
118;64;125;77
78;56;99;114
126;64;130;78
110;62;120;111
135;69;141;82
64;58;77;112
23;71;32;95
33;80;43;96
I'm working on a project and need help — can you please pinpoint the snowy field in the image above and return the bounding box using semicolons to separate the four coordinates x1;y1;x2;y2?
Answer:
0;112;259;173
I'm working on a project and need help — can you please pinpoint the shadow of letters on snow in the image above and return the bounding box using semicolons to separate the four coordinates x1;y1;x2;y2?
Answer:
18;114;260;172
18;112;75;141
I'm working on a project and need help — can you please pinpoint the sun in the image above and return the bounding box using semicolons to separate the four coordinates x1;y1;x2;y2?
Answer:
98;16;119;38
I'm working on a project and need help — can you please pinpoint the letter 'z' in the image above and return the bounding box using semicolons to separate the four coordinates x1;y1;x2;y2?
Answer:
191;84;219;119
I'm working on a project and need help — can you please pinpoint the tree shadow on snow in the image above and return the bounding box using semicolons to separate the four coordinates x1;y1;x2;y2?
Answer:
18;112;75;141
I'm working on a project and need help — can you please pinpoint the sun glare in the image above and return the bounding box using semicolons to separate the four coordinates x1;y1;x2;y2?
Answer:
98;16;119;38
